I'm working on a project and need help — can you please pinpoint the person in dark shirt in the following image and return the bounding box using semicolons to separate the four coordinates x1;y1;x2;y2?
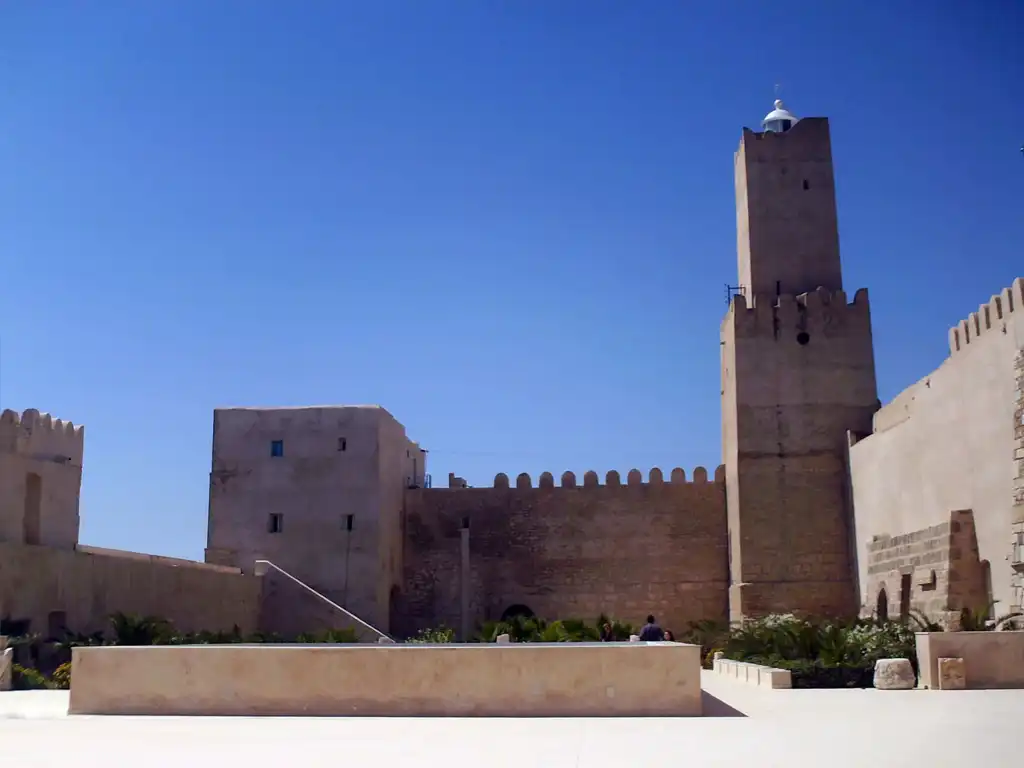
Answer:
600;622;614;642
638;614;665;642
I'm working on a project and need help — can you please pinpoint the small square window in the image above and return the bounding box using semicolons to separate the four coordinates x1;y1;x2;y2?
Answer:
270;440;284;458
268;513;283;534
338;437;347;452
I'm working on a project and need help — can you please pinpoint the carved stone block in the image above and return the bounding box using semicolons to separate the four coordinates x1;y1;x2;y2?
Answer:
937;657;966;690
873;658;916;690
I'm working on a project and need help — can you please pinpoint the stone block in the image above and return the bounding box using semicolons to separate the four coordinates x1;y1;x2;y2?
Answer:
873;658;916;690
629;635;640;643
377;637;395;645
69;643;705;716
937;657;966;690
0;647;12;692
495;634;510;644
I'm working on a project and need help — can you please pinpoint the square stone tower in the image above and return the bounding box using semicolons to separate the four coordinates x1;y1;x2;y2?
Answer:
721;102;879;620
0;408;84;550
204;406;426;632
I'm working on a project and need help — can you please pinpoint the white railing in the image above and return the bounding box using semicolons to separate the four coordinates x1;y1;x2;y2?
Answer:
254;559;391;642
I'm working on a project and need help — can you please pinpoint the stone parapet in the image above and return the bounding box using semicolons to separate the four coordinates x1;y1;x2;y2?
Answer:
70;642;704;717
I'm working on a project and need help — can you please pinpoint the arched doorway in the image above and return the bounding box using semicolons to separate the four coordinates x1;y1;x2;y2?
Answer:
501;604;535;621
23;473;42;545
876;587;889;622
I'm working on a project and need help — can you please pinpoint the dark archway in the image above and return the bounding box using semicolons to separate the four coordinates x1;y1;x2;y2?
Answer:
876;587;889;621
23;472;42;545
501;604;535;621
899;573;912;620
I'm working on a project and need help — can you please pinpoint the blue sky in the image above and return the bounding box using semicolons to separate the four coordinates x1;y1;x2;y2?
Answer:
1;1;1021;560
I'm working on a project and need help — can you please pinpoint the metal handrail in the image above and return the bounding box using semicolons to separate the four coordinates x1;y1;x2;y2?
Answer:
254;559;391;641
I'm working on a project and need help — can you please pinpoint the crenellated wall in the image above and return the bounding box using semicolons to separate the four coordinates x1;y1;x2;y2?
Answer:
948;277;1024;356
0;409;85;550
850;277;1024;619
395;465;728;638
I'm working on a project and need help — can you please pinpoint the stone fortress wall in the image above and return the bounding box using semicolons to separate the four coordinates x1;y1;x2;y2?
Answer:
395;466;727;638
0;407;263;639
2;104;1019;641
849;277;1024;618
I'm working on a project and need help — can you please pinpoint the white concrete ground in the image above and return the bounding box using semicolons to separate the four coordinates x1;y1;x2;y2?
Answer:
1;672;1021;767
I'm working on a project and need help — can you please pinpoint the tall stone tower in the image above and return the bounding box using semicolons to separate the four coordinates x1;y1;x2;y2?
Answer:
721;100;879;620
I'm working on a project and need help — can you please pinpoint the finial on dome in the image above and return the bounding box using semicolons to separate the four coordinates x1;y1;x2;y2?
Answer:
763;98;799;133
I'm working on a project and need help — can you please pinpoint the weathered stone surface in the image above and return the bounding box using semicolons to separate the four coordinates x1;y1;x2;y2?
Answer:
399;477;729;637
0;647;12;692
873;658;916;690
937;657;966;690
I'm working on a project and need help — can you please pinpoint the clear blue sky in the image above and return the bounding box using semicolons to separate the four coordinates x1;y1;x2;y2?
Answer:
1;1;1021;560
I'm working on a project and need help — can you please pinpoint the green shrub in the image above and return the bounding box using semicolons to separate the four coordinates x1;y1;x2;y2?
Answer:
294;628;360;643
406;626;456;643
50;662;72;690
12;664;49;690
720;614;920;687
475;614;547;643
595;614;635;641
109;612;175;646
540;619;601;642
680;619;730;665
747;656;875;689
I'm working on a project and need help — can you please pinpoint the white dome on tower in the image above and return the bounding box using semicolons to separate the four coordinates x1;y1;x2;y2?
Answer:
762;99;799;133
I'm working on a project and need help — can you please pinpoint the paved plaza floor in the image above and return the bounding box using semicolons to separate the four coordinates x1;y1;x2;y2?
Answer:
2;672;1021;767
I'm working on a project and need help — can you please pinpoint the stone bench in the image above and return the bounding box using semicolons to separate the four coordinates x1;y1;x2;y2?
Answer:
712;657;792;689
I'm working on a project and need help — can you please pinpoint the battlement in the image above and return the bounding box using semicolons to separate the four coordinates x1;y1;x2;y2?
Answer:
947;277;1024;356
726;286;871;339
440;465;726;490
738;117;832;160
0;408;85;465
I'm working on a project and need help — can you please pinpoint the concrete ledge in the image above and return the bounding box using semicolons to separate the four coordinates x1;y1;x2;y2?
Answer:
916;631;1024;689
69;642;703;717
712;658;792;689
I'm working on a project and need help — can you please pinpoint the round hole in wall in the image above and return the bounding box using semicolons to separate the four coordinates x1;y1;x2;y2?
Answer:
796;332;810;345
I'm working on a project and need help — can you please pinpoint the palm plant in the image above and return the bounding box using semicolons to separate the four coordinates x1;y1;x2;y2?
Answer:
108;612;174;645
903;609;943;632
958;603;1024;631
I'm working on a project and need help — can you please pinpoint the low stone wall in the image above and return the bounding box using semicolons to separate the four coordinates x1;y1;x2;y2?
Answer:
916;631;1024;689
0;541;262;637
69;642;703;717
711;657;792;689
